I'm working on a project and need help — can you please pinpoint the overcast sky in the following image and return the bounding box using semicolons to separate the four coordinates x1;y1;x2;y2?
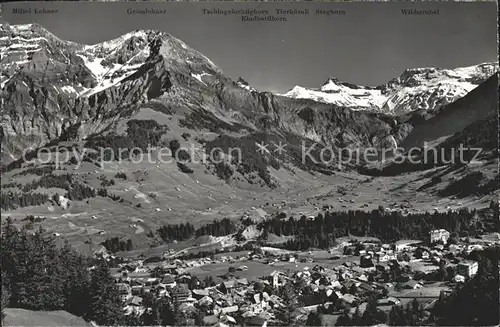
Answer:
3;2;498;93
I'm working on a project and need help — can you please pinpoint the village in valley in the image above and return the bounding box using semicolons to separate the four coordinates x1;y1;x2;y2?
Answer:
101;223;499;326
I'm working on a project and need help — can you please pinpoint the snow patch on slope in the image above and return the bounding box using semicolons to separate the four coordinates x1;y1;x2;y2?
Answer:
84;30;148;52
9;24;34;32
191;72;210;85
0;76;12;89
76;55;107;78
76;45;149;96
80;63;143;97
238;82;257;92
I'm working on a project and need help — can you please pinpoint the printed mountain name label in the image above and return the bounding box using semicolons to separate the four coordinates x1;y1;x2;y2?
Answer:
126;8;168;15
401;9;440;15
202;8;269;15
12;8;58;14
275;9;309;15
316;9;347;16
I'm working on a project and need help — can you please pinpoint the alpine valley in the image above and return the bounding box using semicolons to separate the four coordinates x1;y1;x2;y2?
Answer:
1;21;499;327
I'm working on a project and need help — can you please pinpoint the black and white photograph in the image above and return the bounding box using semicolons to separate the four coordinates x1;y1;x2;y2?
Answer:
0;1;499;326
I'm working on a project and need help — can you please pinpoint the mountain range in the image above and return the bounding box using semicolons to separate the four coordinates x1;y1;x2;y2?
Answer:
282;63;498;114
1;23;497;165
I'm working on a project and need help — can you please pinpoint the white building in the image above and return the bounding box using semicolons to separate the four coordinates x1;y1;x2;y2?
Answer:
430;229;450;244
378;254;397;262
457;260;479;278
395;240;421;251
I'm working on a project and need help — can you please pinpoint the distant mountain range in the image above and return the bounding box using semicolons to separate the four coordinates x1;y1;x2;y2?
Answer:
281;63;498;114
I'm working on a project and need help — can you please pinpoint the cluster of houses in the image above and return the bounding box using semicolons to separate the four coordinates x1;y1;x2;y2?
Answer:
104;229;491;325
345;230;484;282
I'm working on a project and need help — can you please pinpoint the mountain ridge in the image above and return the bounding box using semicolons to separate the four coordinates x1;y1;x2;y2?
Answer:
282;62;498;114
0;23;497;175
1;23;401;163
399;73;499;149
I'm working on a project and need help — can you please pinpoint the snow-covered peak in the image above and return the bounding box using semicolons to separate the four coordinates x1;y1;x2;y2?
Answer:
391;63;498;88
82;28;222;75
282;85;308;97
282;83;386;111
320;78;368;92
321;79;344;92
282;62;498;114
236;77;257;92
382;62;498;113
1;24;225;98
9;23;35;32
85;30;149;51
1;23;81;82
1;23;80;48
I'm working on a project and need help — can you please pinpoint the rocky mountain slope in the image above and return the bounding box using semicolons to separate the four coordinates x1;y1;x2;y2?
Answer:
1;23;402;163
361;73;498;178
0;24;222;160
282;63;498;114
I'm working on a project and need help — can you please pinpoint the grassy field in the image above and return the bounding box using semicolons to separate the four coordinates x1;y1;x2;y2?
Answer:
3;308;91;327
407;261;441;274
388;283;449;299
322;314;340;326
